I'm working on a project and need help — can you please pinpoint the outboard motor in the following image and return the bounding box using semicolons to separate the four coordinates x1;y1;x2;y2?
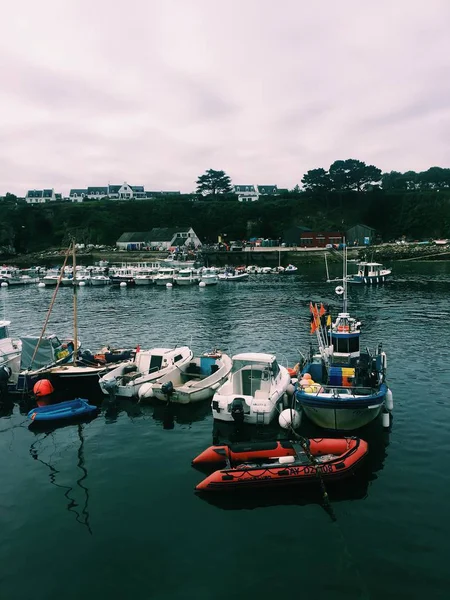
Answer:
0;366;12;401
230;397;245;424
102;378;118;401
161;381;174;401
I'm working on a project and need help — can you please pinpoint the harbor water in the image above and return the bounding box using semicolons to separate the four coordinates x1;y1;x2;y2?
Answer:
1;261;450;600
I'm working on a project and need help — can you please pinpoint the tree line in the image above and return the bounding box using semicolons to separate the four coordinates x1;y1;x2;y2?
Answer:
1;160;449;254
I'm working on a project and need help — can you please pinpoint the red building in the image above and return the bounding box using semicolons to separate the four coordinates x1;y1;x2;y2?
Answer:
299;231;343;248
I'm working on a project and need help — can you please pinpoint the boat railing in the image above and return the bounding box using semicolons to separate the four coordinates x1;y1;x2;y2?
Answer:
300;383;378;397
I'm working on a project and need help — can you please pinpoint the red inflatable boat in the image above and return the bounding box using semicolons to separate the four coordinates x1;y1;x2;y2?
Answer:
194;437;368;492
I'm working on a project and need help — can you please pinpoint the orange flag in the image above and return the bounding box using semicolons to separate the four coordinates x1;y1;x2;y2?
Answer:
319;303;326;317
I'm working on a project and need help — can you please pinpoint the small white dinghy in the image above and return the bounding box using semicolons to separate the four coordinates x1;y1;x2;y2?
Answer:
150;350;232;404
212;352;292;425
99;346;193;398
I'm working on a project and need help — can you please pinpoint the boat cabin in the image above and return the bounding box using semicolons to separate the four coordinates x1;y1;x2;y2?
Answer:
0;320;11;340
230;353;280;397
135;347;190;375
356;262;384;277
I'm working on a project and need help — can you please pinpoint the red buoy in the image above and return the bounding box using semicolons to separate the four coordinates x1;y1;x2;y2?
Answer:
33;379;54;397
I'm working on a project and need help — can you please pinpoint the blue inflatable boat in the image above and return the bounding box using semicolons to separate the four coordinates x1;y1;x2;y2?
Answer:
28;398;98;422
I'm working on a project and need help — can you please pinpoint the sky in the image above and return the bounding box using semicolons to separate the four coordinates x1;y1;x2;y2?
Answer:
1;0;449;195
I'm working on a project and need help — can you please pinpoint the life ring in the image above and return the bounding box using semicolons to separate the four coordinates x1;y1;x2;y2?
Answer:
335;285;344;295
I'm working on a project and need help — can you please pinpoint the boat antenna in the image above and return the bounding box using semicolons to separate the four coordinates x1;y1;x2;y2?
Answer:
342;239;348;313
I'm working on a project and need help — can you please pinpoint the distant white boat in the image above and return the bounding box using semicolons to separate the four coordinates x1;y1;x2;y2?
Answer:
90;275;110;286
175;268;199;286
200;267;219;286
218;270;249;282
283;264;298;274
154;268;176;286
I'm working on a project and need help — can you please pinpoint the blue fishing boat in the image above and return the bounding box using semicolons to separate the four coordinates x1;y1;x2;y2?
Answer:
295;248;393;431
28;398;98;422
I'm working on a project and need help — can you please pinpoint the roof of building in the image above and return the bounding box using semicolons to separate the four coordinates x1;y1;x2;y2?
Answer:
116;232;152;243
87;187;108;194
131;186;144;192
257;185;277;194
70;189;88;195
108;185;121;193
26;190;43;198
43;189;53;197
55;193;62;200
149;227;190;241
347;223;376;232
234;185;256;193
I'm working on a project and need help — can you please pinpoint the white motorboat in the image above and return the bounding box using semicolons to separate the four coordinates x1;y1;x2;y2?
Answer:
154;268;176;286
149;350;232;404
90;275;110;286
0;267;39;286
347;261;392;284
41;270;60;286
99;346;193;398
175;268;199;286
258;266;272;274
283;264;298;274
200;268;219;286
212;352;292;425
0;321;22;386
218;270;249;282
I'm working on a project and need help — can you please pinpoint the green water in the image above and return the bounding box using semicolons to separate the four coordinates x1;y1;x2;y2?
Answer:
1;262;450;599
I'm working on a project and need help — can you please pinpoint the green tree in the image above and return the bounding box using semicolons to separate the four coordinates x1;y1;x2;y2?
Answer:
301;168;331;192
329;159;381;192
196;169;232;196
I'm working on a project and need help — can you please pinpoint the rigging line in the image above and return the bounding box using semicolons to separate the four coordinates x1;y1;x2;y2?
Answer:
29;243;73;370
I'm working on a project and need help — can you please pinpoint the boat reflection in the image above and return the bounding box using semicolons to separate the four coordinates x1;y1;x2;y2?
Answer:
152;398;212;430
29;423;93;533
200;416;389;512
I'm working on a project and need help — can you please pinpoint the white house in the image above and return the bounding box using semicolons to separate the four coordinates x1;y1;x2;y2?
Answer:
25;189;57;204
116;227;202;251
233;184;278;202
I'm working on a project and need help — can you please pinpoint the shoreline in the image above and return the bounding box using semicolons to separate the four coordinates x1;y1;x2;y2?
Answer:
1;243;449;268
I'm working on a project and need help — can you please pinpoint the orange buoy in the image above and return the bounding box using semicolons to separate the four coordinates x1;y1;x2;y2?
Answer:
33;379;54;397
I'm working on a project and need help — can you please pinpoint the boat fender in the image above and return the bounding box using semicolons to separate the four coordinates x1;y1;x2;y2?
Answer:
382;410;390;428
33;378;55;398
385;389;394;412
278;408;301;430
286;384;295;396
138;382;154;399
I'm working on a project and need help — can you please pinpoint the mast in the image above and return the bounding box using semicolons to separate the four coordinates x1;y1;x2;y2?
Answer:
72;242;78;366
342;239;348;313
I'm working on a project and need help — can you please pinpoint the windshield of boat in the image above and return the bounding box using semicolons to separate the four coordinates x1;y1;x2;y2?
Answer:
0;325;8;340
232;360;279;379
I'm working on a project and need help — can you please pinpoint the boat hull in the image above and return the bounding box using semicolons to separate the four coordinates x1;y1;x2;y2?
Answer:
28;398;98;422
297;385;387;430
195;437;368;492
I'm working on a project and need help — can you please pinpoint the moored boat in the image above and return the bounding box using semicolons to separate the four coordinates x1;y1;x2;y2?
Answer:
295;248;393;430
218;269;249;281
194;437;368;491
99;346;193;398
28;398;98;422
347;260;391;284
212;352;292;425
150;350;232;404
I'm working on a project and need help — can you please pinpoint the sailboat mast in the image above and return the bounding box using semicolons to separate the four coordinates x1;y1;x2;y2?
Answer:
73;242;78;366
343;239;348;313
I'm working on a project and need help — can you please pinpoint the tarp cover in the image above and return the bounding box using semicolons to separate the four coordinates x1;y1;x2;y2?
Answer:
20;336;59;370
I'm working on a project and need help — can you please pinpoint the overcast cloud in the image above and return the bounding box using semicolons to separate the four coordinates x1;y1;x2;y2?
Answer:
1;0;449;195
